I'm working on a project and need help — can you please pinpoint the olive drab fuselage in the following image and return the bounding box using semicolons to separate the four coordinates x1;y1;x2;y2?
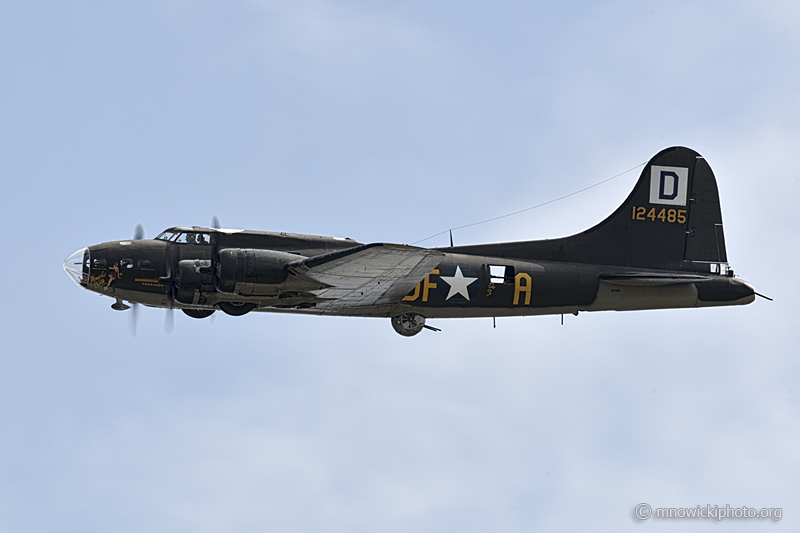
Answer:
63;147;758;335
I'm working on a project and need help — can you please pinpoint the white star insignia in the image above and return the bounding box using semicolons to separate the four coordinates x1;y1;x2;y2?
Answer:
439;266;478;301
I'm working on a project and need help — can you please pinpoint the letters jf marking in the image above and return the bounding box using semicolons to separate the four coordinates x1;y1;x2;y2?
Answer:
649;166;688;206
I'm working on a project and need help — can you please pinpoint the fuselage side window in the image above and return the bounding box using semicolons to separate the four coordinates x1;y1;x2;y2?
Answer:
120;258;134;269
489;265;514;284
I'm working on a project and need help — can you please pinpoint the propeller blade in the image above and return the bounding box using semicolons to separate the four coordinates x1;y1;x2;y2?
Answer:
210;217;221;291
134;223;145;240
160;245;173;282
128;303;139;337
165;267;175;310
164;281;175;335
158;245;176;334
164;307;174;335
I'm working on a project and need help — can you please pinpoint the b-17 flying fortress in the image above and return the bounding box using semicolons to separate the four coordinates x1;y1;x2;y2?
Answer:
64;147;758;336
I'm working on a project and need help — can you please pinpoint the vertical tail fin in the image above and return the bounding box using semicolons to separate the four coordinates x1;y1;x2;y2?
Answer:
449;146;729;272
580;145;728;271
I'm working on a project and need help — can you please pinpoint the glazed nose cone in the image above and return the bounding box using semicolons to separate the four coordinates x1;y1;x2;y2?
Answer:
63;247;89;286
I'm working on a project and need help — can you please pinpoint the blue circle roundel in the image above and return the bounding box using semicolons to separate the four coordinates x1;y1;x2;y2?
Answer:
437;265;480;303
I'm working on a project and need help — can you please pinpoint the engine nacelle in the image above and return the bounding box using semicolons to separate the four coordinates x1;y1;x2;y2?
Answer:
174;259;215;305
215;248;307;296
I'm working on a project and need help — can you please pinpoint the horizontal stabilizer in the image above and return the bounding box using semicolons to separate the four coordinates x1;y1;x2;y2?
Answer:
600;273;711;286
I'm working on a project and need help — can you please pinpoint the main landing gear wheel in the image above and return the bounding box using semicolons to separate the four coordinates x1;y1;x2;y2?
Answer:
218;302;256;316
182;308;215;319
391;313;427;337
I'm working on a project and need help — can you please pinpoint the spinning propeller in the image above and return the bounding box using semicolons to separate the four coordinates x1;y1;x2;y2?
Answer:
127;223;179;335
127;217;223;335
129;223;144;336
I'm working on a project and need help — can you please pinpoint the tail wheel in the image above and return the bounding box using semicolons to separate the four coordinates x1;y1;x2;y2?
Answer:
218;302;256;316
391;313;426;337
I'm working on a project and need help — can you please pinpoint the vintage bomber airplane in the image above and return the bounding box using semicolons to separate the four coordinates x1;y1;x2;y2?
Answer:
63;146;757;336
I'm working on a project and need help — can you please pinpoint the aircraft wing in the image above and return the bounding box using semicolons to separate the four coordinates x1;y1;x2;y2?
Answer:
287;243;445;311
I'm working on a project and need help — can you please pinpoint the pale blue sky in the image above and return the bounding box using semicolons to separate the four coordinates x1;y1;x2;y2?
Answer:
1;1;798;531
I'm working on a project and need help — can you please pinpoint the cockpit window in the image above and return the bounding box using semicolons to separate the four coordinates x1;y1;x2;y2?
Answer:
155;230;210;244
155;231;180;242
174;232;210;245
